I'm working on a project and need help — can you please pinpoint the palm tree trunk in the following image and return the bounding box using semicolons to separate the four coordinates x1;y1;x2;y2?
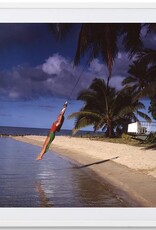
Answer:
109;123;112;138
106;120;114;138
106;70;112;89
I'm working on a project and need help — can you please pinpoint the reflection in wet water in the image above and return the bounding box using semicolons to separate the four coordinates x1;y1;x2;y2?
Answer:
35;181;53;207
0;138;127;207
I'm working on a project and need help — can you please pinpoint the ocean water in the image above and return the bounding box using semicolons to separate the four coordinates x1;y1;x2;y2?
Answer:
0;137;128;207
0;125;97;137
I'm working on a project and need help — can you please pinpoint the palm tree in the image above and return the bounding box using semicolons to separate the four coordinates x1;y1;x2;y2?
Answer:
135;48;156;98
122;48;156;121
74;23;119;88
68;78;151;137
49;23;145;87
122;49;156;98
134;48;156;120
122;61;149;94
149;95;156;120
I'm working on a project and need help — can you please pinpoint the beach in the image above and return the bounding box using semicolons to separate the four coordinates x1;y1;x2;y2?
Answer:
13;135;156;207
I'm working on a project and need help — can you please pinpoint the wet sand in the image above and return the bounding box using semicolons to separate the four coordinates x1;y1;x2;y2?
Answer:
13;135;156;207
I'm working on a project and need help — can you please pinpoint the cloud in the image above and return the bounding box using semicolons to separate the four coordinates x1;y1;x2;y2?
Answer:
0;65;50;100
42;54;68;75
110;76;124;90
0;52;130;101
0;54;73;99
112;52;130;77
89;59;105;73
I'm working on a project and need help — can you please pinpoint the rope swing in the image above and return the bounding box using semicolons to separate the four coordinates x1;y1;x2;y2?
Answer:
36;65;87;160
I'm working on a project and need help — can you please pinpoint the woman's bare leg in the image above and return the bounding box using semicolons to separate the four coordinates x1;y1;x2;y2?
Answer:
36;135;50;160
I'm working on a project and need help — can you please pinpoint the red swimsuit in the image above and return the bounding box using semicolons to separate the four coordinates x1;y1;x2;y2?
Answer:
50;122;58;132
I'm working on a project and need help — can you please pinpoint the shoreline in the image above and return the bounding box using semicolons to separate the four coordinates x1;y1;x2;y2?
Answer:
12;135;156;207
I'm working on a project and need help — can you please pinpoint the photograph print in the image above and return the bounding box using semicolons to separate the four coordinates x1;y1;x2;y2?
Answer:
0;23;156;207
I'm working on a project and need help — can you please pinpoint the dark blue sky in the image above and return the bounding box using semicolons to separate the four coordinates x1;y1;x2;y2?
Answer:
0;23;93;129
0;24;79;69
0;23;154;130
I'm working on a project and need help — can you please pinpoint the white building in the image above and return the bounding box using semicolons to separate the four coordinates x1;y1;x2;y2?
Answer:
127;121;147;134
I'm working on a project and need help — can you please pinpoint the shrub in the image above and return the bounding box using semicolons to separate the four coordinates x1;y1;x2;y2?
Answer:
121;133;132;142
144;132;156;144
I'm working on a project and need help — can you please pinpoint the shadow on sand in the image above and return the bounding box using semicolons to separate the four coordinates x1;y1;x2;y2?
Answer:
75;156;119;169
142;144;156;150
52;156;119;171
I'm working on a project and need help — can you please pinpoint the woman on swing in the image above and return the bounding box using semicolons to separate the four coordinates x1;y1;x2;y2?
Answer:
36;101;68;160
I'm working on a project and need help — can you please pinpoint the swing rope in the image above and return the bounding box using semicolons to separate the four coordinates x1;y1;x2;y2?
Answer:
66;64;88;102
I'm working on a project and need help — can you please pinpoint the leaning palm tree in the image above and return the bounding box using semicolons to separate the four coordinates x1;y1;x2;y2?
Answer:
68;78;151;137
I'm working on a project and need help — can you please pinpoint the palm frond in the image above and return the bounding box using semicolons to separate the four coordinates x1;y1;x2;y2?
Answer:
136;111;152;123
136;49;156;66
74;24;91;65
48;23;73;40
144;23;156;34
68;111;103;120
70;110;104;134
77;89;98;103
139;83;156;97
72;116;95;134
122;23;142;58
122;76;137;86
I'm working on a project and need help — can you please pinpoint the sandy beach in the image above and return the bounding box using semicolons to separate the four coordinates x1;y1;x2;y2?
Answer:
13;135;156;207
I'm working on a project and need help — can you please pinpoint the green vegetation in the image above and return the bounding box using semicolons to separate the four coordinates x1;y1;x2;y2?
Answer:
75;132;141;146
122;49;156;120
143;133;156;144
68;78;151;137
76;132;156;148
149;96;156;120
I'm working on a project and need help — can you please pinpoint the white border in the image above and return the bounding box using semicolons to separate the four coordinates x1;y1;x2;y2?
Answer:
0;1;156;227
1;9;156;23
1;2;156;22
1;1;156;9
0;208;156;227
